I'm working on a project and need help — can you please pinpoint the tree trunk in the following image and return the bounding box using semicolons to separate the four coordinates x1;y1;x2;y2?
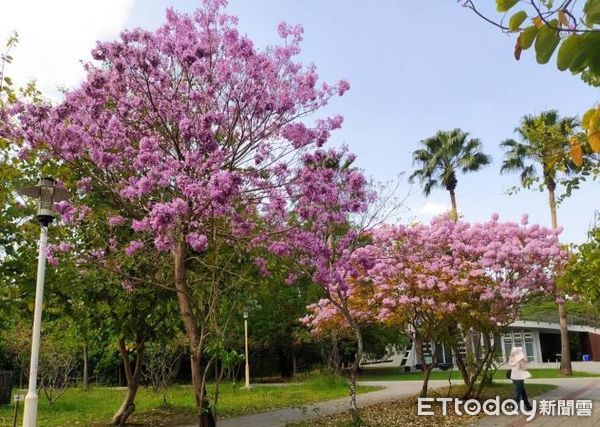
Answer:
547;182;572;375
476;334;499;398
414;332;425;367
113;382;139;426
459;355;476;400
279;348;292;378
112;336;144;426
453;347;471;393
190;350;215;427
329;332;341;375
464;330;474;365
420;361;436;398
449;188;458;221
172;236;216;427
558;302;572;374
548;181;559;230
349;325;364;425
461;332;497;399
291;347;297;378
83;343;89;391
472;332;482;363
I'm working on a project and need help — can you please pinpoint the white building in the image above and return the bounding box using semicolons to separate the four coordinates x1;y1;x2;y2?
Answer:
361;314;600;370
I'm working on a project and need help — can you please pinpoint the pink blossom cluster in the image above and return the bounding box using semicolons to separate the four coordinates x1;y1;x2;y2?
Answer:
124;240;144;256
303;214;568;333
53;201;91;226
283;148;373;282
107;215;126;227
2;0;353;263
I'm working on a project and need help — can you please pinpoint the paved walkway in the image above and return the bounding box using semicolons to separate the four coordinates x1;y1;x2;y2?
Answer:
470;377;600;427
202;366;600;427
216;379;451;427
528;362;600;374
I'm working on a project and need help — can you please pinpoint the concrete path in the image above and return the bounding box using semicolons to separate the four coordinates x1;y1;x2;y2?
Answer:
216;379;451;427
470;377;600;427
528;362;600;375
204;365;600;427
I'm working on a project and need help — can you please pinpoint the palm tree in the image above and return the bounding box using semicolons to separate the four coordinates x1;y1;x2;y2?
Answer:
410;128;491;218
501;110;581;375
409;129;491;381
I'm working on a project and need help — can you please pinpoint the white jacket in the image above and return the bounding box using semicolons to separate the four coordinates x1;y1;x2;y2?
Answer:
509;358;531;380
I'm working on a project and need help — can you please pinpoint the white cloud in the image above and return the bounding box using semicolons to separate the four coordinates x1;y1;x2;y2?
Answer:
0;0;135;98
414;201;449;217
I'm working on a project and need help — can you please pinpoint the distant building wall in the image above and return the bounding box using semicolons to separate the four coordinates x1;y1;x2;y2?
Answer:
361;323;600;369
586;333;600;361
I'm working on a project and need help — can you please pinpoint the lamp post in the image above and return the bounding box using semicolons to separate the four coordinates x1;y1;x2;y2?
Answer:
18;177;69;427
243;308;250;389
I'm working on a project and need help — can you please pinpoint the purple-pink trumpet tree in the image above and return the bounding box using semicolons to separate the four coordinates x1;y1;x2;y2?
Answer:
2;1;354;425
280;148;375;423
305;214;568;399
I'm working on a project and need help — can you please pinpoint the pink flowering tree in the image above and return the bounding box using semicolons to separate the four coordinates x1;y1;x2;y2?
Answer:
2;2;353;425
31;164;184;424
299;240;377;423
367;214;567;398
288;151;403;422
304;213;568;400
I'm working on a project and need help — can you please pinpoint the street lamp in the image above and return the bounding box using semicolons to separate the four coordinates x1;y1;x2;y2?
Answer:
243;308;250;389
18;177;69;427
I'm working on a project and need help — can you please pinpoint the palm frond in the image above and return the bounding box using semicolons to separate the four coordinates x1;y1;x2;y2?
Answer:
461;151;492;172
422;179;439;196
408;168;425;184
501;110;586;189
520;165;537;185
410;128;491;197
500;139;533;174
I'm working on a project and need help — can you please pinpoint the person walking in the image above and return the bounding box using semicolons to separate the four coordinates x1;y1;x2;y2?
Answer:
508;346;532;410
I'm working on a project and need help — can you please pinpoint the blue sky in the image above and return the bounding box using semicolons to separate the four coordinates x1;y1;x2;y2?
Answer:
3;1;598;242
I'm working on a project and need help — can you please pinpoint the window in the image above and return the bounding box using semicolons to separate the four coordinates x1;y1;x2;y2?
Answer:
524;331;535;362
503;330;536;362
503;334;513;361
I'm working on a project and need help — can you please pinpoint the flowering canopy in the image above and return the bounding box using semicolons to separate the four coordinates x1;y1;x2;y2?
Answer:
303;214;568;333
0;2;373;422
2;0;353;261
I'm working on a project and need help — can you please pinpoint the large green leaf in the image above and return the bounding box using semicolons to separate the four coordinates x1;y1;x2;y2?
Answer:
535;20;560;64
520;26;538;50
583;0;600;26
567;33;600;74
569;36;592;73
497;0;519;12
588;51;600;76
557;34;583;71
584;33;600;75
509;11;528;31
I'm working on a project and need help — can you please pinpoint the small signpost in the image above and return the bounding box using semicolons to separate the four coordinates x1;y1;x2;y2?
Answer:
13;394;24;427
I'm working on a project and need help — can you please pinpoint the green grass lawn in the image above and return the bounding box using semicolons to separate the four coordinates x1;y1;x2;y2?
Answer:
0;376;379;427
359;367;600;381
